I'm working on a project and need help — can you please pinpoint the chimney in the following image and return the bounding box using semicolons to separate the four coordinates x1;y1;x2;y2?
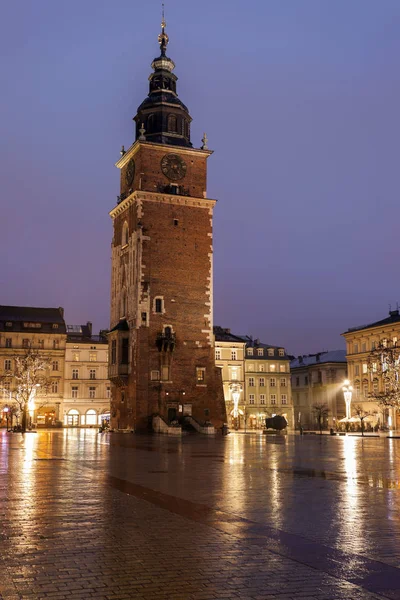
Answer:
58;307;64;318
315;353;321;362
298;356;303;364
87;321;93;335
255;338;260;345
390;309;399;318
223;328;231;334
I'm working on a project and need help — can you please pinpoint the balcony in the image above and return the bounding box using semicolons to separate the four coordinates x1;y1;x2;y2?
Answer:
156;331;176;352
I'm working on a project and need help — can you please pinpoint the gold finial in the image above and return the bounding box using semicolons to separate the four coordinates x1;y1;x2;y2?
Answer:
158;3;169;56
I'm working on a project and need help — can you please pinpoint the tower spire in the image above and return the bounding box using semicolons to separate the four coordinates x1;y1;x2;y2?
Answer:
158;3;169;56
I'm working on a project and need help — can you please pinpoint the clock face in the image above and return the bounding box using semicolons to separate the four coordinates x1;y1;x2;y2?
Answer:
125;159;135;187
161;154;187;181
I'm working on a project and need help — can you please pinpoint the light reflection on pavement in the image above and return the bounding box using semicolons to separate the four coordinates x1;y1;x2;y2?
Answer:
1;429;400;599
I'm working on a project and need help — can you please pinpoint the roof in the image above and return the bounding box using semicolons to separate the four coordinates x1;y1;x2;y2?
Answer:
109;319;129;333
344;310;400;334
213;326;246;344
0;305;66;334
67;324;108;345
290;350;347;369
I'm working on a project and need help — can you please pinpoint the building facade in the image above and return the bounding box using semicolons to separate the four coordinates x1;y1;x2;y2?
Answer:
108;18;226;431
0;306;67;426
343;309;400;429
244;338;294;430
290;351;347;429
63;323;110;428
214;327;246;429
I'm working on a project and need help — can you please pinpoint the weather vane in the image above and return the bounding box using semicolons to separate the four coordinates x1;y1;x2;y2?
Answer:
158;2;169;55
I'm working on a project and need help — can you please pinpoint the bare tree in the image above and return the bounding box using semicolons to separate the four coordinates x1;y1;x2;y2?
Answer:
367;341;400;408
312;402;329;434
0;349;53;432
354;404;375;437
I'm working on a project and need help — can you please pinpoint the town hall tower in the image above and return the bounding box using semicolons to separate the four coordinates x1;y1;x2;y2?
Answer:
108;15;226;431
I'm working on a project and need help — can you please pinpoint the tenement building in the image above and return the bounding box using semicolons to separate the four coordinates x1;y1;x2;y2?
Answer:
214;327;246;429
63;323;110;427
343;309;400;429
0;306;67;426
290;351;347;429
108;18;226;430
244;338;293;429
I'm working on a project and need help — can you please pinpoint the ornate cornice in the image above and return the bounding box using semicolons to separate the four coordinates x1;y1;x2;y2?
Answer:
110;190;217;219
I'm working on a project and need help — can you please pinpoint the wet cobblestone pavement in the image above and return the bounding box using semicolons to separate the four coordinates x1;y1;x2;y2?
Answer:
1;431;400;599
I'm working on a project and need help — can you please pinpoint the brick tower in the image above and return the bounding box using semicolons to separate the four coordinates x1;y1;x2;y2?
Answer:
108;15;226;432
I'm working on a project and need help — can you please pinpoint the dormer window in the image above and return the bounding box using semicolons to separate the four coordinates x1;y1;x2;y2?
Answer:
247;348;253;356
268;349;274;357
257;349;263;356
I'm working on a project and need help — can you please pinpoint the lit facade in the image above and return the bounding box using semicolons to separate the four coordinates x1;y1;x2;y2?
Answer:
63;323;110;427
214;327;246;429
0;306;67;426
290;351;347;429
342;309;400;429
244;339;294;430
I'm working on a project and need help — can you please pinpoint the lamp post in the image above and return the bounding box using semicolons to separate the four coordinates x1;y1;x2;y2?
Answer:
3;406;9;432
342;379;353;420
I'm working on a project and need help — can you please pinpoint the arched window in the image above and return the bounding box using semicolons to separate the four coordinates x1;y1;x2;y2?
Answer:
168;114;177;133
86;409;97;426
164;326;172;338
147;114;154;132
122;221;129;246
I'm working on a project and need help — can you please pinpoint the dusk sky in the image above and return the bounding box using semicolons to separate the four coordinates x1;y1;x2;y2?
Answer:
1;1;399;355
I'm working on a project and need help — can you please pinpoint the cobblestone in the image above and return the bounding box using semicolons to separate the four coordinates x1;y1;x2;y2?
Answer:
1;431;400;599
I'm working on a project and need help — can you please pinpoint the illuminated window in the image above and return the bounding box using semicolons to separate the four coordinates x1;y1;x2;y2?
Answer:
89;369;96;380
260;394;265;405
270;364;276;372
89;387;96;399
270;378;276;387
72;369;79;380
362;363;368;374
73;352;80;362
71;386;78;399
249;394;255;405
393;337;398;346
4;359;11;371
270;394;276;405
5;338;12;348
86;409;97;425
281;395;287;405
248;377;255;387
257;349;263;356
215;349;221;360
280;365;285;372
231;349;237;361
89;352;97;362
196;368;205;383
247;348;253;356
259;364;265;372
372;363;377;373
281;378;286;387
52;324;59;329
51;381;58;394
52;361;58;371
259;377;265;387
151;370;160;381
231;368;238;380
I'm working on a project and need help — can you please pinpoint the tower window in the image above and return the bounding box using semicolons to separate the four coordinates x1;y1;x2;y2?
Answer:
122;221;129;246
168;114;177;133
154;297;164;314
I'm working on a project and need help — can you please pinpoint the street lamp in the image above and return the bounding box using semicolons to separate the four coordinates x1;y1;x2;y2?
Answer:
342;379;353;420
3;406;9;432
